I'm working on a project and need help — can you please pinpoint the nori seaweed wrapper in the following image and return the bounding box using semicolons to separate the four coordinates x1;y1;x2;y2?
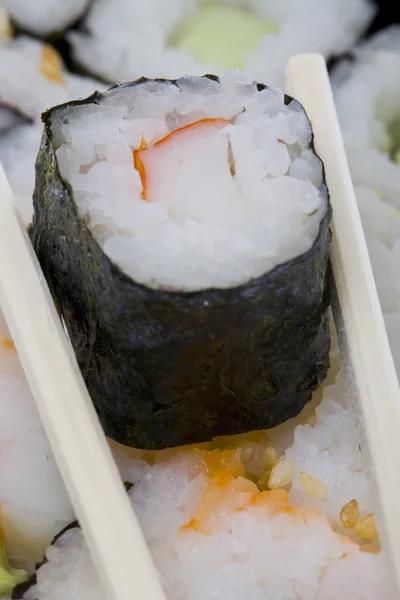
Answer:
29;76;332;450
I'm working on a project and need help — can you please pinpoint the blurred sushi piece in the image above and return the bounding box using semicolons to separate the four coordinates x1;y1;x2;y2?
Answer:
0;0;91;38
332;26;400;375
332;26;400;207
0;35;103;131
29;73;331;450
0;315;74;574
0;34;105;225
68;0;376;86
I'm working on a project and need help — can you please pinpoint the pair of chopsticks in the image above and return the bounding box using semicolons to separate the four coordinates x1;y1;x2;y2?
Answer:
0;54;400;600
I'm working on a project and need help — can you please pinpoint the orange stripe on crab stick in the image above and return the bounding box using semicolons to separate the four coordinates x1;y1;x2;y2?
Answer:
133;134;149;201
152;118;231;148
132;118;231;201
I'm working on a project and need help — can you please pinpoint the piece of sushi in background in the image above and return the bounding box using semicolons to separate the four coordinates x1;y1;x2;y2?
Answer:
331;27;400;378
10;362;391;600
0;32;105;225
29;73;331;450
67;0;376;86
0;0;91;39
0;35;103;131
0;314;74;575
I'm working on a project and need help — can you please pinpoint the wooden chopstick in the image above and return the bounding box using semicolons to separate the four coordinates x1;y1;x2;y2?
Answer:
285;54;400;594
0;163;167;600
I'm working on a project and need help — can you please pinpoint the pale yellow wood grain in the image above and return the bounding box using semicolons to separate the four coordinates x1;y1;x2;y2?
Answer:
0;163;166;600
285;54;400;595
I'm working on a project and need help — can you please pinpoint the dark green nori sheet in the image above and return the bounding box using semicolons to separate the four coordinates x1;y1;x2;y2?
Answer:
29;76;332;450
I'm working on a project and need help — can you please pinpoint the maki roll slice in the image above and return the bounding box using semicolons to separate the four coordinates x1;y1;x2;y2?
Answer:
0;33;105;225
0;35;103;130
68;0;376;86
30;72;332;450
332;27;400;366
10;427;390;600
0;0;91;39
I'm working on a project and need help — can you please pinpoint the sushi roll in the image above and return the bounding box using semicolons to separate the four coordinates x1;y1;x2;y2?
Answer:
30;72;331;450
10;367;391;600
68;0;376;86
0;0;90;38
0;313;74;573
0;282;391;599
332;26;400;208
0;36;105;225
0;315;391;599
0;36;103;130
332;27;400;371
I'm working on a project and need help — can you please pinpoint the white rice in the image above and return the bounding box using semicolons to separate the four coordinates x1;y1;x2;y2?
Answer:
16;352;392;600
0;288;392;599
0;36;105;225
69;0;375;87
0;19;399;600
332;27;400;375
0;36;103;125
0;0;90;37
54;73;328;291
332;26;400;209
0;315;74;572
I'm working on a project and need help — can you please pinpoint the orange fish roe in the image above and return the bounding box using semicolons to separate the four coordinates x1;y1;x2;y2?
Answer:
201;448;245;478
177;462;375;560
180;448;245;481
148;447;245;483
250;488;289;511
180;470;364;551
183;470;257;534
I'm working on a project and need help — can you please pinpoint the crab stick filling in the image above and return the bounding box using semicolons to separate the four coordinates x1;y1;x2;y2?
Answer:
133;118;242;221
